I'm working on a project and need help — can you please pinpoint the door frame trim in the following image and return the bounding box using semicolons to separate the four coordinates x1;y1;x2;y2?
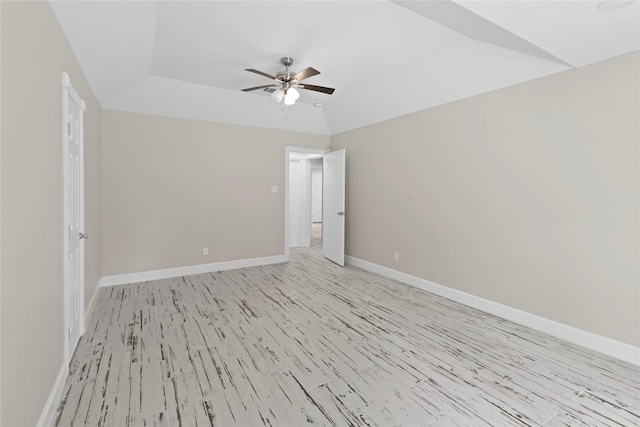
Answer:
62;71;86;365
284;146;328;261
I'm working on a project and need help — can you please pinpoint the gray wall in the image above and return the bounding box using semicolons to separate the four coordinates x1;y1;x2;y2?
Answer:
0;2;102;425
332;51;640;347
101;110;330;276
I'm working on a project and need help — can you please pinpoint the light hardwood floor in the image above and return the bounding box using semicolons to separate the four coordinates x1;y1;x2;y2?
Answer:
311;223;322;248
56;248;639;426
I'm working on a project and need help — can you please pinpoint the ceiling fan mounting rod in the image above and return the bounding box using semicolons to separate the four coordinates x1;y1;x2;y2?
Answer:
281;57;294;81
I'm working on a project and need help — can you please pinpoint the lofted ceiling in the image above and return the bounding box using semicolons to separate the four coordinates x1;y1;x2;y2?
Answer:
49;0;639;136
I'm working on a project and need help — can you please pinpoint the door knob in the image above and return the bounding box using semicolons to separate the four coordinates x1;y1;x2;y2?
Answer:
79;232;88;240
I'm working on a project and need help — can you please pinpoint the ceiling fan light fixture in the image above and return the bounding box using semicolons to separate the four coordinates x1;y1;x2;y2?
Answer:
271;88;284;102
284;87;300;105
242;57;335;106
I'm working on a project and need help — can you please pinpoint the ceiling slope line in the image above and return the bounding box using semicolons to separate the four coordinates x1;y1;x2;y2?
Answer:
391;0;575;68
147;0;161;80
100;74;153;108
105;75;332;136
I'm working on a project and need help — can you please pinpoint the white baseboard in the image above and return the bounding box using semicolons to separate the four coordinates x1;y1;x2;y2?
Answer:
37;277;121;426
84;284;100;327
99;255;286;288
36;364;68;427
345;255;640;366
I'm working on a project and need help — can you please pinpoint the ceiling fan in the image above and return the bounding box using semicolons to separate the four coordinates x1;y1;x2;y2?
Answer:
242;57;335;105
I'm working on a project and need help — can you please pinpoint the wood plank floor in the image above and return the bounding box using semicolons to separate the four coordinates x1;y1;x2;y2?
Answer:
55;248;640;426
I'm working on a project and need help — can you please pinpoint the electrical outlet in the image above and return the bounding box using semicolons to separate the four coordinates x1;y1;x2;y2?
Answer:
394;252;400;261
202;247;209;256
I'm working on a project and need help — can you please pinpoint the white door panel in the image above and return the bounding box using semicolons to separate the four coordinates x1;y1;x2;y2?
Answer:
322;149;346;266
63;72;85;363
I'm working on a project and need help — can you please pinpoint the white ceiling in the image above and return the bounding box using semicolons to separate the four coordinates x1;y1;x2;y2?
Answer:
49;0;639;136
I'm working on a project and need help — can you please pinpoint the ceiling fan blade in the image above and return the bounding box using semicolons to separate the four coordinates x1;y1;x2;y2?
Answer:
299;84;335;95
293;67;320;82
241;84;278;92
245;68;277;80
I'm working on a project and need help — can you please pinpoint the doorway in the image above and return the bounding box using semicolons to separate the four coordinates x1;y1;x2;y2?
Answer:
310;159;323;248
284;146;328;261
284;146;346;265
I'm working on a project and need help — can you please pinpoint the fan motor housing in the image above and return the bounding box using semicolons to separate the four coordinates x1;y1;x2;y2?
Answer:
276;70;296;82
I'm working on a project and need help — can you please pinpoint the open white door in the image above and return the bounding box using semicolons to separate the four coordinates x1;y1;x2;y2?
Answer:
322;149;346;266
63;72;86;363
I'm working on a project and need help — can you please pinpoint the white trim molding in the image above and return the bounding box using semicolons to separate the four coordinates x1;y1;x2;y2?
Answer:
61;71;70;87
99;255;286;288
84;285;100;323
345;255;640;366
37;278;102;426
36;364;68;427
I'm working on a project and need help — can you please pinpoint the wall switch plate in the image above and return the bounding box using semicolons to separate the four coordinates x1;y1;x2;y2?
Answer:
271;185;278;193
394;252;400;261
202;247;209;256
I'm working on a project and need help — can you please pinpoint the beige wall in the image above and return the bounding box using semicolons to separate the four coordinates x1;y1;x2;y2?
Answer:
0;3;636;423
0;1;3;423
332;52;640;347
0;2;102;426
101;110;329;276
